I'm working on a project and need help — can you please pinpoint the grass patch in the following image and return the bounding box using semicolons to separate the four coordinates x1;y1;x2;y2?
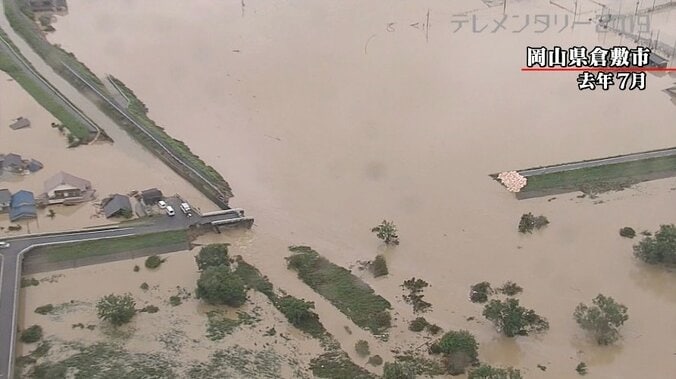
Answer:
32;230;187;263
206;310;251;341
187;346;286;379
517;155;676;197
286;245;392;336
395;353;446;377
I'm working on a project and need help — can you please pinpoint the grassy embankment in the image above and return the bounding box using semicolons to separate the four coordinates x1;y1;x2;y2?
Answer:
0;28;91;139
286;246;392;337
3;0;233;207
234;258;376;379
494;155;676;199
30;230;188;263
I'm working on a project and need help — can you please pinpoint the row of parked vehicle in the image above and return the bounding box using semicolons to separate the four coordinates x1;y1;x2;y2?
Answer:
157;200;192;217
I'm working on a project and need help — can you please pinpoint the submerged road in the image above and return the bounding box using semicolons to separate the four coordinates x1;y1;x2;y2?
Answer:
518;147;676;177
0;204;252;379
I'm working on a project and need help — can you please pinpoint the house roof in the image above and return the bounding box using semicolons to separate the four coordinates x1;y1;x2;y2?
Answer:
27;159;44;173
0;189;10;204
44;171;91;193
9;117;30;130
3;153;23;167
10;190;36;221
141;188;163;201
103;194;132;218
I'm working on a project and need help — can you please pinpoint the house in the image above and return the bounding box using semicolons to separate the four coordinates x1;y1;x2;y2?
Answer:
10;190;37;221
0;189;11;213
9;117;30;130
2;153;24;173
141;188;163;205
43;171;92;203
648;53;668;68
102;194;132;218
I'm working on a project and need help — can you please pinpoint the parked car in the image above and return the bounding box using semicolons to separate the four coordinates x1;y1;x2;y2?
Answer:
166;206;175;216
158;200;167;209
0;241;10;248
179;202;192;216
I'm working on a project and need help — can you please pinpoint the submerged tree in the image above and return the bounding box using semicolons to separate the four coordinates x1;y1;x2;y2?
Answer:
96;293;136;326
468;364;522;379
482;298;549;337
573;294;628;345
633;224;676;265
372;220;400;245
195;265;247;307
383;361;416;379
438;330;479;374
195;243;230;270
277;296;317;327
518;213;549;233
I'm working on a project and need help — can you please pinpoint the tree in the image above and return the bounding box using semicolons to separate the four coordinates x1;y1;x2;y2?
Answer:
277;296;317;326
573;294;628;345
619;227;636;238
145;255;163;269
470;281;492;303
355;340;370;357
468;364;522;379
402;278;432;313
195;265;247;307
482;298;549;337
371;220;400;245
383;362;416;379
195;243;230;270
20;325;43;343
96;293;136;326
633;224;676;265
438;330;479;374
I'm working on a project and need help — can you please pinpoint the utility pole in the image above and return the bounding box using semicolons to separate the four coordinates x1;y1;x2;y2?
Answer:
635;1;639;15
503;0;507;15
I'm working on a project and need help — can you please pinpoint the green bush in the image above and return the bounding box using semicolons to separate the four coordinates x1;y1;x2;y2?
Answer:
576;362;588;375
277;296;317;326
371;220;399;245
133;265;140;272
96;293;137;326
633;224;676;265
20;325;43;343
140;282;149;290
195;244;230;270
497;281;523;296
21;277;40;288
34;304;54;315
402;278;432;313
468;364;522;379
145;255;163;269
371;254;389;277
355;340;370;357
438;330;479;361
426;323;442;335
383;361;415;378
619;227;636;238
409;317;429;332
483;298;549;337
169;296;182;306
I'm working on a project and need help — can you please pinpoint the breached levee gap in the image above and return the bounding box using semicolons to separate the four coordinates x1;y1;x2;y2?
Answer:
2;0;233;209
491;146;676;199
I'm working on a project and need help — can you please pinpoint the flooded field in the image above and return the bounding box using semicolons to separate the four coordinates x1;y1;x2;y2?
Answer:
0;69;211;235
15;0;676;377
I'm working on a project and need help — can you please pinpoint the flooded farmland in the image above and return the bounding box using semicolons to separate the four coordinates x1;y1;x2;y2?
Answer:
14;0;676;377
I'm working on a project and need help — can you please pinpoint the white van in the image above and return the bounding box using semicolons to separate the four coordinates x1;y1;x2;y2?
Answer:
166;206;175;216
179;202;192;216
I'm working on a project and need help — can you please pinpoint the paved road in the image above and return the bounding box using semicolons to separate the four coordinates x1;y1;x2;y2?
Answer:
0;201;251;379
518;147;676;177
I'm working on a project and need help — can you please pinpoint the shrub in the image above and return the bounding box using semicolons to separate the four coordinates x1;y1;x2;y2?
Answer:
195;265;247;307
133;265;140;272
426;323;442;335
140;305;159;313
428;342;442;355
470;281;492;303
20;325;43;343
468;364;522;379
169;296;182;306
383;361;415;378
355;340;370;357
518;213;549;233
21;277;40;288
633;224;676;265
574;294;628;345
497;281;523;296
576;362;588;375
482;298;549;337
140;282;149;290
368;355;383;366
409;317;429;332
145;255;163;269
438;330;479;361
34;304;54;315
371;254;389;277
195;243;230;270
96;293;136;326
619;227;636;239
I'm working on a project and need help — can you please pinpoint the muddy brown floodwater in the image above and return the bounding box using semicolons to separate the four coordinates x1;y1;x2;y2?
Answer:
24;0;676;377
